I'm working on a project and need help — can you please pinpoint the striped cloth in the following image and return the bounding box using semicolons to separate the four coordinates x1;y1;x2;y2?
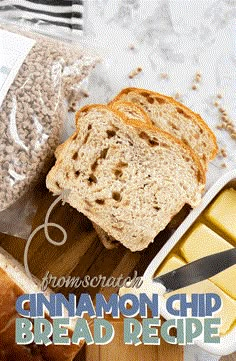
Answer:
0;0;83;35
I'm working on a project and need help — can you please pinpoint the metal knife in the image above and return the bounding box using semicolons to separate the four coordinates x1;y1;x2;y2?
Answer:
153;248;236;293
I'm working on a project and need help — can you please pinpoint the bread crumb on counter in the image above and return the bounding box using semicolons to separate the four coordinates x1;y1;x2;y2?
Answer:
128;67;142;79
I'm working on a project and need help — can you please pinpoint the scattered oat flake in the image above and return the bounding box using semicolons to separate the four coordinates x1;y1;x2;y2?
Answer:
160;72;168;79
219;107;225;113
221;115;228;121
217;148;228;158
221;149;227;157
129;67;142;79
195;72;201;83
214;96;236;138
174;92;181;100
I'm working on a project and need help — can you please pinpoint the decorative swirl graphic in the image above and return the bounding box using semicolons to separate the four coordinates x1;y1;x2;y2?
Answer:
24;190;70;280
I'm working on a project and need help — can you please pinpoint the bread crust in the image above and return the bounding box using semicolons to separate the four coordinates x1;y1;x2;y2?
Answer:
92;223;119;249
110;101;152;125
75;101;152;126
75;104;205;186
110;87;218;160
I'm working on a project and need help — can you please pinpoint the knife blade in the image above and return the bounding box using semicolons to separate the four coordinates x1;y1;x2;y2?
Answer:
153;248;236;293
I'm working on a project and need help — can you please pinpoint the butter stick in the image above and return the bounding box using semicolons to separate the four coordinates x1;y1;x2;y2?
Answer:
180;223;236;299
157;255;236;336
205;188;236;244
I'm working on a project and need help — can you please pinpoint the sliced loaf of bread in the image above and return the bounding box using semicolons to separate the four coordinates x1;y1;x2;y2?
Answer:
47;105;205;251
110;87;218;169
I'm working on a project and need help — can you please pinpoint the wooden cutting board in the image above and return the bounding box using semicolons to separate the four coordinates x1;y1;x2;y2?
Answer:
0;182;184;360
0;182;182;298
0;182;234;360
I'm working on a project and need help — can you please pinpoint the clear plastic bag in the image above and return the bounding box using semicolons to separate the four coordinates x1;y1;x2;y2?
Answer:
0;22;98;237
0;1;84;39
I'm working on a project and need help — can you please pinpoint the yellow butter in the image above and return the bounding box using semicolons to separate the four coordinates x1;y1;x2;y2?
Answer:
205;188;236;244
157;255;236;336
180;223;236;299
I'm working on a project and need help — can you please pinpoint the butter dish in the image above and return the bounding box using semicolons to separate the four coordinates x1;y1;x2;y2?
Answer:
143;170;236;356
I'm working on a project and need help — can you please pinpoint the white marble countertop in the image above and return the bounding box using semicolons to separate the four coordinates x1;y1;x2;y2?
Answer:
65;0;236;192
69;2;236;359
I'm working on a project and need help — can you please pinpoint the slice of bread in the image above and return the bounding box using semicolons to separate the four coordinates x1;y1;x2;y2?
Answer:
79;100;207;249
0;247;83;360
47;104;204;251
75;101;151;249
110;88;218;169
92;101;151;248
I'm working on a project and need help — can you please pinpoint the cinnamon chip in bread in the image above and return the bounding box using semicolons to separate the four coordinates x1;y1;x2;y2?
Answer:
47;104;205;252
110;88;218;169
